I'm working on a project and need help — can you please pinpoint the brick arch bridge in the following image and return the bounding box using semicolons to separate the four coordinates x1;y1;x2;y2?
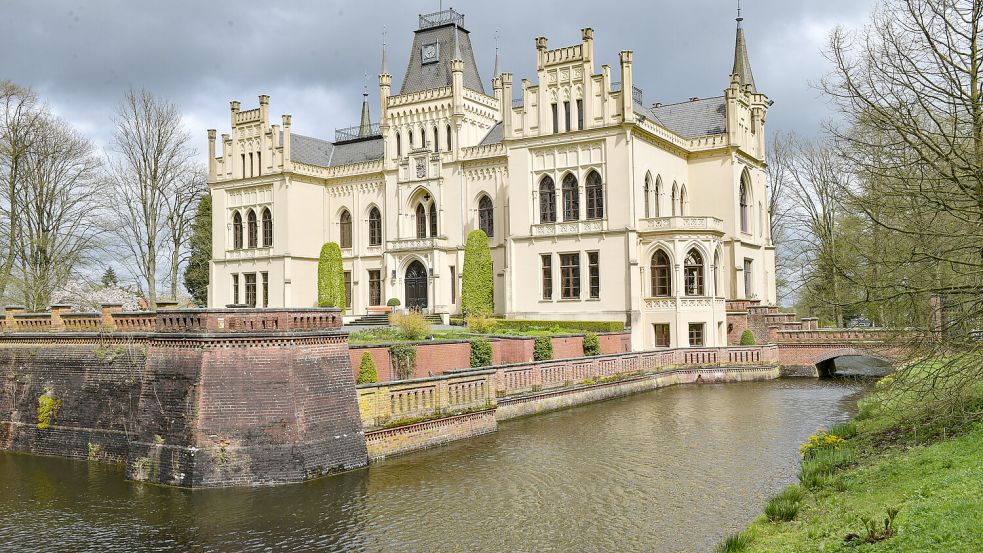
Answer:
726;301;908;377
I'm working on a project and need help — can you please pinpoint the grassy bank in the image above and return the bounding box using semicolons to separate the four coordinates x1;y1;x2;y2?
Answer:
720;358;983;552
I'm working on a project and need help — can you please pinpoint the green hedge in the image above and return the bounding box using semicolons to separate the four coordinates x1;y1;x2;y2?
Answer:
470;339;493;367
461;229;493;315
317;242;345;313
583;331;600;356
740;329;757;345
356;352;378;384
493;319;624;333
533;336;553;361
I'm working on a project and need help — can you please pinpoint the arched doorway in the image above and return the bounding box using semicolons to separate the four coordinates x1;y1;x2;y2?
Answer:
405;261;428;310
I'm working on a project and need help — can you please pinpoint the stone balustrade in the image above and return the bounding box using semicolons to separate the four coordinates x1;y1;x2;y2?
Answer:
0;305;343;334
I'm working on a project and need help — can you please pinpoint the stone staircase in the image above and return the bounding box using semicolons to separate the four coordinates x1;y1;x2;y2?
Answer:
726;300;818;345
347;312;445;327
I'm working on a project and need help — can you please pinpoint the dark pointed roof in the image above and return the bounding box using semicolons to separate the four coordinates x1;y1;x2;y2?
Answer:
358;92;372;138
400;10;485;95
732;18;756;90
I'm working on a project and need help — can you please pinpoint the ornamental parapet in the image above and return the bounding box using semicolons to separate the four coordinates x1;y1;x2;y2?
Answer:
643;297;726;311
386;237;447;252
531;218;607;237
0;305;342;334
638;215;724;234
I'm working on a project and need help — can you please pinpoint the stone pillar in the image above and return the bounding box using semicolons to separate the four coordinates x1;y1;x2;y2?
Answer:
207;129;217;182
619;51;634;123
50;304;72;331
4;305;25;329
101;304;123;330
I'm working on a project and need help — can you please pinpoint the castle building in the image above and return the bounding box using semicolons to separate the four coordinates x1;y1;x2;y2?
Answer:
206;9;776;350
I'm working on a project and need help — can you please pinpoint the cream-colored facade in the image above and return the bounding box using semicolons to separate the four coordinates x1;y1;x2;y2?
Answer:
206;9;776;350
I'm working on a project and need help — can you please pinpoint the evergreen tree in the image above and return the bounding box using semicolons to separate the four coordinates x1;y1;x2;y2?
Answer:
101;267;119;288
183;194;212;306
317;242;345;312
461;229;493;315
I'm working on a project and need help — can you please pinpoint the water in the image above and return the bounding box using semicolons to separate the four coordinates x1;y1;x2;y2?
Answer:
0;379;865;552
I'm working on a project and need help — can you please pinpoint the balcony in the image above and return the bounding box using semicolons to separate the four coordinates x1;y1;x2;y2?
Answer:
531;219;607;237
643;297;727;311
224;247;273;261
386;237;446;252
638;216;723;234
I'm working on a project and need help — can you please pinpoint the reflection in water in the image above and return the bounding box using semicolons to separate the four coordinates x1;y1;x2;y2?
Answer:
0;379;865;552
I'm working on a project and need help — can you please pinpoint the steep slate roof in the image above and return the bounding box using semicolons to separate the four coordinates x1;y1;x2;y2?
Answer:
649;97;727;138
478;121;503;146
289;133;384;168
400;23;485;95
732;19;756;91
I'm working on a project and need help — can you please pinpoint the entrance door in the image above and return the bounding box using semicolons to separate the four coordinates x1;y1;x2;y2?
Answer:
405;261;428;310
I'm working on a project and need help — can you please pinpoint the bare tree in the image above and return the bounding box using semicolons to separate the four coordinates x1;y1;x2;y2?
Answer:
108;89;193;309
0;81;45;302
15;117;104;310
162;165;207;300
766;131;799;304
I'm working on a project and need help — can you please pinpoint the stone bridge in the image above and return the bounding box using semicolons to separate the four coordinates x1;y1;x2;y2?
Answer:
726;300;909;377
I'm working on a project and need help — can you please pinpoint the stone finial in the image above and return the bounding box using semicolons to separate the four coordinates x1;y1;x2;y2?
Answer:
581;28;593;41
259;94;269;105
230;100;241;112
535;36;548;50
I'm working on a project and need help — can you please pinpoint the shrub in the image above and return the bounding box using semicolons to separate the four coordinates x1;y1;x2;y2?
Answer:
534;336;553;361
470;339;493;367
36;389;62;430
392;310;431;341
714;530;753;553
492;319;625;333
583;331;600;356
466;313;498;334
739;329;756;345
317;242;345;313
389;343;417;380
387;297;401;307
356;352;378;384
461;229;493;315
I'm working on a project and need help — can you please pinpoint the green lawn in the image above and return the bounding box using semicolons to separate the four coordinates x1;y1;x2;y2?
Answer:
725;355;983;553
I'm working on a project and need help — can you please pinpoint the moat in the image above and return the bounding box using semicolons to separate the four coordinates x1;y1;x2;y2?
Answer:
0;377;866;552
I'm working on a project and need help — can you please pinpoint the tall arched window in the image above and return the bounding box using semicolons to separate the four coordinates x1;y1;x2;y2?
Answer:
713;250;720;297
433;126;439;152
409;129;414;149
247;209;258;248
429;202;437;237
643;174;651;218
654;175;662;217
758;202;764;237
740;174;750;233
585;170;604;219
232;211;243;249
368;207;382;246
262;208;273;247
671;183;679;216
684;249;705;296
539;176;556;223
562;173;579;221
478;195;494;237
416;203;427;238
395;132;401;157
339;210;352;248
446;124;452;151
680;185;688;216
650;250;671;297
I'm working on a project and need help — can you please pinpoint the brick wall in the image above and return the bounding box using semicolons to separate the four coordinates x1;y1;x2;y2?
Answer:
550;336;585;359
364;410;496;461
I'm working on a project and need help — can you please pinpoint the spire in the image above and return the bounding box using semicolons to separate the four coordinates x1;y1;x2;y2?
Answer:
732;2;756;90
359;73;372;138
492;31;501;78
381;27;389;75
453;23;462;61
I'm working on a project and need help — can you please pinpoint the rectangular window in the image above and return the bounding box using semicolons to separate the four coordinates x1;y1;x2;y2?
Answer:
261;272;269;308
231;274;239;305
744;258;753;299
240;154;245;178
244;273;257;308
344;271;352;309
560;253;580;299
368;270;382;306
551;103;559;134
541;254;553;300
588;251;600;299
576;99;584;130
564;101;571;132
450;266;457;305
654;324;670;347
688;323;705;347
248;152;254;178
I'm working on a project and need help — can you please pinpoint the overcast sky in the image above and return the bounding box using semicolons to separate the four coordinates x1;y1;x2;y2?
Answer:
1;0;876;158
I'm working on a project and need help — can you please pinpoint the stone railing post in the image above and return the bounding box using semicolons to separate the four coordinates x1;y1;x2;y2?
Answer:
100;304;123;331
4;306;25;329
49;304;72;331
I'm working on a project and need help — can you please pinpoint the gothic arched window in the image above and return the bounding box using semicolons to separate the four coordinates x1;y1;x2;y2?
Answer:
446;124;452;151
262;208;273;247
232;211;243;249
539;176;556;223
247;209;258;248
395;132;401;157
740;173;751;233
671;183;680;216
643;174;651;218
368;207;382;246
562;173;579;221
429;202;437;237
339;210;352;248
585;170;604;219
680;184;688;216
416;203;427;239
684;249;705;296
478;195;494;237
650;250;671;297
654;175;663;217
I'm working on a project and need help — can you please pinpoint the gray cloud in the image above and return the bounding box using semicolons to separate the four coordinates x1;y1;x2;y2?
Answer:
1;0;876;156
